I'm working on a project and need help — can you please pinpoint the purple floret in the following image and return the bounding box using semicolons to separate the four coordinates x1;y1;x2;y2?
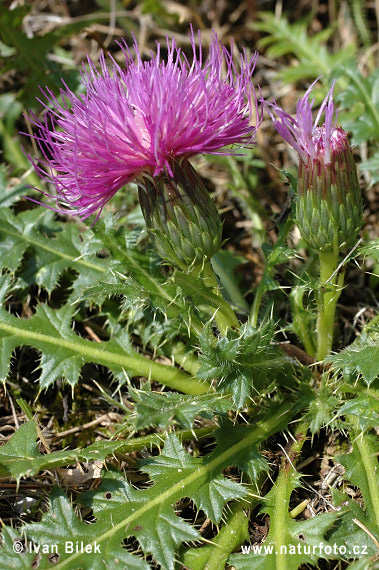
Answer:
24;29;260;220
264;79;343;165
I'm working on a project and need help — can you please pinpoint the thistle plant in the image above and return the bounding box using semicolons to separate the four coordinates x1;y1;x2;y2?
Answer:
25;30;259;273
1;8;378;569
266;81;363;360
24;29;260;334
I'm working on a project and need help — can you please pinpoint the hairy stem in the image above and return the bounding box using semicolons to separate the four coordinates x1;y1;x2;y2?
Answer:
166;340;200;376
201;260;239;334
0;320;209;396
352;424;379;528
272;422;309;570
316;250;344;361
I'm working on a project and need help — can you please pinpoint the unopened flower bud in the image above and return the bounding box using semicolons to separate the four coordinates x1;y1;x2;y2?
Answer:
297;127;363;253
266;80;363;253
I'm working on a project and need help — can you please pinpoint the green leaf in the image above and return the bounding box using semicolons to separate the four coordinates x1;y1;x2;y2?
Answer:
360;151;379;184
0;5;79;106
0;402;304;569
0;526;36;568
326;488;379;561
337;431;379;530
0;421;40;481
0;166;30;207
197;321;290;408
358;239;379;263
0;417;213;482
304;382;339;433
0;275;205;394
253;12;355;82
337;396;379;431
334;64;379;146
130;385;231;430
326;315;379;385
24;486;150;570
0;207;115;294
138;434;247;523
230;466;341;569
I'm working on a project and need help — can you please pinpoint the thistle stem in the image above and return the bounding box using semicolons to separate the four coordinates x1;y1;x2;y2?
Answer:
316;250;344;361
166;340;200;376
290;286;316;357
202;260;239;334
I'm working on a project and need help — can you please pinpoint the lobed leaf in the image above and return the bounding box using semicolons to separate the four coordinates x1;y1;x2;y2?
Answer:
326;315;379;385
0;404;303;569
197;321;292;408
129;385;231;430
230;466;342;569
0;275;204;394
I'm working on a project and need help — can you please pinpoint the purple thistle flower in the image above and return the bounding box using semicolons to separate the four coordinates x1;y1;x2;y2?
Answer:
265;79;363;253
265;79;343;164
24;29;260;221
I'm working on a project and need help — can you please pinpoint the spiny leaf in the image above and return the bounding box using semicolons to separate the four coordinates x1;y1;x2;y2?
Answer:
230;465;342;569
326;315;379;385
337;396;379;431
0;275;204;394
0;418;213;482
1;402;304;569
0;421;41;481
337;431;379;530
129;385;231;430
304;382;340;434
0;207;115;294
137;434;247;523
23;487;151;570
326;487;379;562
197;321;291;408
358;239;379;263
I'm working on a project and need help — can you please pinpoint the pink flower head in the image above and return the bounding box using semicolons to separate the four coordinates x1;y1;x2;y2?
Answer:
265;79;346;165
24;29;260;221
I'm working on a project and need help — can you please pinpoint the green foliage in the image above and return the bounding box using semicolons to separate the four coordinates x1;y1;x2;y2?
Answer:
305;382;340;433
334;63;379;146
326;425;379;562
0;419;214;482
254;11;378;182
0;274;205;393
0;207;117;295
0;5;75;106
253;12;355;83
129;385;231;429
0;406;300;569
197;321;291;408
1;5;378;568
0;526;36;568
326;315;379;385
230;466;342;569
337;429;379;531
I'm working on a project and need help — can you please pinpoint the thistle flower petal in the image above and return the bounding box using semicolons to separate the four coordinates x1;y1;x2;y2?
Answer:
24;29;260;221
264;78;338;164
